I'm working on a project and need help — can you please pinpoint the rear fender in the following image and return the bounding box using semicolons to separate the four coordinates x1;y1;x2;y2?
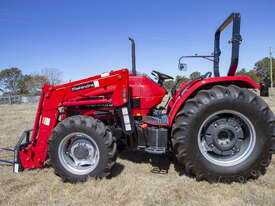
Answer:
168;76;259;127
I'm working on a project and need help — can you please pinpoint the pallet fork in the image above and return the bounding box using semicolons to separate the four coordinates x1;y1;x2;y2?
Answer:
0;129;32;172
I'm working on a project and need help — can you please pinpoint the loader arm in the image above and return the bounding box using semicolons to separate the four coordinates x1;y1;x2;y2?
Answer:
19;69;130;169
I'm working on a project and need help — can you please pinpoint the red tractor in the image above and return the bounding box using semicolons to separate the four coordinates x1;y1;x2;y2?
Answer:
2;13;274;183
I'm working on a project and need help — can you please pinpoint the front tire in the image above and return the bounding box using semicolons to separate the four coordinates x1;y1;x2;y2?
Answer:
48;115;117;183
172;85;274;183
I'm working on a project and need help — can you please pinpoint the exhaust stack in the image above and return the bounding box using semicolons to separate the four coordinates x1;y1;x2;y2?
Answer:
128;37;137;76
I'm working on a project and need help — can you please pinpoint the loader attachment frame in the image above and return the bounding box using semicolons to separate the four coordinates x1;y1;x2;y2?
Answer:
16;69;134;170
0;129;32;172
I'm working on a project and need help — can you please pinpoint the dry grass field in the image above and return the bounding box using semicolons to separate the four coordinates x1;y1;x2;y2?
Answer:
0;92;275;206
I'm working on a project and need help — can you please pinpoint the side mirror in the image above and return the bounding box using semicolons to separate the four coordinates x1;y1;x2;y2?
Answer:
179;63;187;71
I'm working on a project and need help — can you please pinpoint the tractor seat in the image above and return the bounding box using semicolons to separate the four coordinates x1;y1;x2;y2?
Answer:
142;114;169;126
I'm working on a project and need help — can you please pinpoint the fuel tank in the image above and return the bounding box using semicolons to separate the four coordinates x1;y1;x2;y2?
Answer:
129;75;167;116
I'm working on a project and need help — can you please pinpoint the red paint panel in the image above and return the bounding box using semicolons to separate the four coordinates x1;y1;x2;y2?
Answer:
129;75;167;116
168;76;259;127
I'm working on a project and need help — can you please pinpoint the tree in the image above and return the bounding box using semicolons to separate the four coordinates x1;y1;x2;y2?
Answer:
27;74;48;95
17;75;31;95
189;72;201;80
0;68;23;95
163;75;189;91
254;57;275;85
175;75;189;89
236;68;259;83
163;80;174;91
41;68;63;86
18;74;48;95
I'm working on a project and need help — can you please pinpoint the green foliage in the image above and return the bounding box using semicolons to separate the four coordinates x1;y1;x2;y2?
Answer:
0;68;23;95
163;80;174;91
189;72;201;80
17;74;48;95
236;68;259;83
175;75;189;89
0;67;63;95
17;75;32;95
253;57;275;85
163;75;189;91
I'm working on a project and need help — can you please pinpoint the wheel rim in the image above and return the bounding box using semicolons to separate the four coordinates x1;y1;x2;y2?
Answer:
198;110;256;167
58;132;100;175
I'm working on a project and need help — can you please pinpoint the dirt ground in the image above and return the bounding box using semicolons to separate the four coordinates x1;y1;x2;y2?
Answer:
0;91;275;206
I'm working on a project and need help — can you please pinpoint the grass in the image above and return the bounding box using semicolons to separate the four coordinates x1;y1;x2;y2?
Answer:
0;93;275;206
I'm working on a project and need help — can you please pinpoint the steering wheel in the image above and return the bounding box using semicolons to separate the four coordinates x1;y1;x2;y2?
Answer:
151;70;173;86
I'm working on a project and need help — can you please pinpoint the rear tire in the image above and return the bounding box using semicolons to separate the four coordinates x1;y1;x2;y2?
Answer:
48;115;117;183
172;85;275;183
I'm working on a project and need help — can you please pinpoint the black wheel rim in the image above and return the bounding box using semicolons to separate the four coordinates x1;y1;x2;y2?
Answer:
198;110;256;167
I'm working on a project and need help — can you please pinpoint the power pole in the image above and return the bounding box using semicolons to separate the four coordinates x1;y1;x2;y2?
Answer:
270;47;273;88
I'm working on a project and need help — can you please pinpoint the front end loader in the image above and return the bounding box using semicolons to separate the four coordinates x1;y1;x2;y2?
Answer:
1;13;274;183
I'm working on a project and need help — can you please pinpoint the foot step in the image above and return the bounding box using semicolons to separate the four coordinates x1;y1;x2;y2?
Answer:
142;115;168;126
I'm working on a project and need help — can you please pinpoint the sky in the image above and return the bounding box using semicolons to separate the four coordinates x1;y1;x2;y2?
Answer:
0;0;275;83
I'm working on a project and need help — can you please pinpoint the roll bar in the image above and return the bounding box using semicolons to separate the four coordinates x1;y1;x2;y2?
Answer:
214;13;242;77
178;13;242;77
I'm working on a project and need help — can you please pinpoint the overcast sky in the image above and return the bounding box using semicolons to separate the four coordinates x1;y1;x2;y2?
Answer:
0;0;274;82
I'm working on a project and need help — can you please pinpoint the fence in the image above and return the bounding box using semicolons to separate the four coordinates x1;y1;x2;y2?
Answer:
0;95;40;104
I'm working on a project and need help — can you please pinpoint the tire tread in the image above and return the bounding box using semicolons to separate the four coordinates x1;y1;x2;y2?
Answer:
172;85;274;183
48;115;117;183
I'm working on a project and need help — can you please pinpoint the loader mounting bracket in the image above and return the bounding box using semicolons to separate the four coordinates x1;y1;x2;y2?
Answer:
14;129;33;172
